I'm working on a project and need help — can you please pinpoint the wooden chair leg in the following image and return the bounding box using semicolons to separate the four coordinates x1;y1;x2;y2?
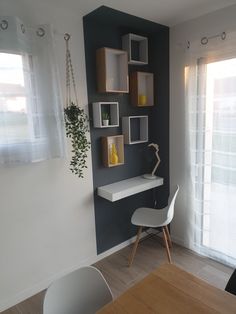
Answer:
162;227;172;263
128;226;142;267
164;225;172;248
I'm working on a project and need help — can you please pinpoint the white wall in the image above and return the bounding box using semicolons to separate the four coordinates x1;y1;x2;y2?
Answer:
0;0;97;311
170;4;236;246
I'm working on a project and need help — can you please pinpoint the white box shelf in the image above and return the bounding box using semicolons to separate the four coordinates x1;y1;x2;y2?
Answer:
92;102;119;128
96;47;129;93
122;33;148;65
122;115;148;144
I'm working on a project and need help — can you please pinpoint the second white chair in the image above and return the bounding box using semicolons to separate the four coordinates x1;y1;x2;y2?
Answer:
43;266;113;314
129;185;179;266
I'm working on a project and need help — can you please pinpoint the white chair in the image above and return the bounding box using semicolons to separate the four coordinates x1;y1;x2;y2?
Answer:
129;185;179;266
43;266;113;314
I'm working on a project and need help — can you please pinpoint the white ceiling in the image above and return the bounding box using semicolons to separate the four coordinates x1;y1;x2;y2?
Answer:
37;0;236;26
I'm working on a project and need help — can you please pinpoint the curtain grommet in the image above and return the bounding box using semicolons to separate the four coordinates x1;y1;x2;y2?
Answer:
221;32;226;40
21;24;26;34
36;27;45;37
201;37;208;45
0;20;8;30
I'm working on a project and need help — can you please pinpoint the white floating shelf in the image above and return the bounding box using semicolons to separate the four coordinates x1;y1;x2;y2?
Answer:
93;102;119;128
122;33;148;65
97;175;164;202
122;115;148;144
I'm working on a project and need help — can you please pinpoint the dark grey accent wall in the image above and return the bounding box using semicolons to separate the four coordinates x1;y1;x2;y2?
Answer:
83;6;169;254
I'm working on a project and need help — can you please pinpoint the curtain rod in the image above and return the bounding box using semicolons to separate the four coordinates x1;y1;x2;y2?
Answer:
200;31;226;45
0;19;71;39
20;26;71;39
186;31;226;49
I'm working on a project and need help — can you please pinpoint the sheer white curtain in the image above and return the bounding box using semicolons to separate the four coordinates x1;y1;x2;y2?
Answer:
0;16;65;164
185;31;236;267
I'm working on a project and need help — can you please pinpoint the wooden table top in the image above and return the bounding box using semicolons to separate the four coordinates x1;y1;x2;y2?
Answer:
97;263;236;314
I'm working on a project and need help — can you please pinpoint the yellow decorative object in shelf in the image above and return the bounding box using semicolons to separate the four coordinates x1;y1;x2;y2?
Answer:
139;94;147;106
110;143;119;165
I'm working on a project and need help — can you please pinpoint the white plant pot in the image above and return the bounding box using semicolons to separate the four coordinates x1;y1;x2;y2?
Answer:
103;120;109;126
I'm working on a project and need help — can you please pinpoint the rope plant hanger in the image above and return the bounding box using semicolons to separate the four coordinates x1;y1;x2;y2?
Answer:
64;33;90;178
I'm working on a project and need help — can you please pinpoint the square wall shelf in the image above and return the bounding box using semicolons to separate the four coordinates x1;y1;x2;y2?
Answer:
122;33;148;65
122;116;148;144
92;102;119;128
96;47;129;93
130;72;154;107
102;135;124;167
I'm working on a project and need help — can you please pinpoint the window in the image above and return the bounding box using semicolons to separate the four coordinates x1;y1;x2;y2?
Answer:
0;52;36;145
201;58;236;264
187;56;236;267
0;18;65;164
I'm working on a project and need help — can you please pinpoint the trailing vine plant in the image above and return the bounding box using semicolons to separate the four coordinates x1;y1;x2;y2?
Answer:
64;103;90;177
64;33;90;178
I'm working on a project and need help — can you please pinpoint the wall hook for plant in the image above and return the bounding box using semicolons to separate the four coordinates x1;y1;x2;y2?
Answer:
63;33;90;178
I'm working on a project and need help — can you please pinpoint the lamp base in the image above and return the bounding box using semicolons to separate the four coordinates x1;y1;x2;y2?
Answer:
143;174;157;180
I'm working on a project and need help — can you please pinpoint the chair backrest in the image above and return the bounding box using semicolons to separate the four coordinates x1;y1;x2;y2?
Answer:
43;266;113;314
225;269;236;296
166;185;179;225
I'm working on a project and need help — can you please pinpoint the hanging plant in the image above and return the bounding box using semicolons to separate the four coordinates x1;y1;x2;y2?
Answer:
64;33;90;178
64;103;90;177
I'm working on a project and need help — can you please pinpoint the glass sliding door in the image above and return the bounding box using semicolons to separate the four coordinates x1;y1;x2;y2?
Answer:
197;58;236;266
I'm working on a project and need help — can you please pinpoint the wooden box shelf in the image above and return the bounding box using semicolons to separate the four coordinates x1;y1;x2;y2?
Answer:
122;116;148;145
102;135;124;167
96;47;129;93
122;33;148;65
130;72;154;107
92;102;119;128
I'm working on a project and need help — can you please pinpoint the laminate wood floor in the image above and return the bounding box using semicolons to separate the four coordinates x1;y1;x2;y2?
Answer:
1;237;233;314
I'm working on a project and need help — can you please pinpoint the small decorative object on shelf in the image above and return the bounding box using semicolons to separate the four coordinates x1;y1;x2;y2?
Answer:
143;143;161;180
64;33;90;178
109;143;119;165
102;113;110;126
96;47;129;93
122;116;148;144
102;135;124;167
130;72;154;107
92;102;119;128
122;33;148;65
138;94;147;106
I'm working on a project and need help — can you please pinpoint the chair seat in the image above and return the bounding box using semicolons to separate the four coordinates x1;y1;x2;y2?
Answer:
43;266;112;314
131;206;168;228
129;185;179;266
